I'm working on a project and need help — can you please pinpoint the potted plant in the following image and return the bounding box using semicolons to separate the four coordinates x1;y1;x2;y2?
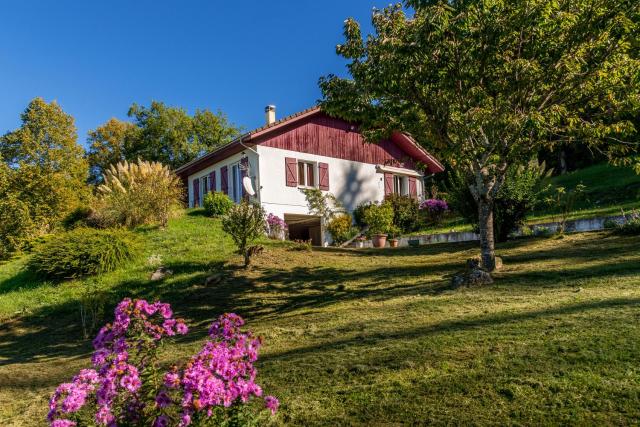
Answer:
363;202;394;248
388;226;401;248
354;236;366;248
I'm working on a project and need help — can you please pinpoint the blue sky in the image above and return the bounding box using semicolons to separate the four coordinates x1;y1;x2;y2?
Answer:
0;1;394;146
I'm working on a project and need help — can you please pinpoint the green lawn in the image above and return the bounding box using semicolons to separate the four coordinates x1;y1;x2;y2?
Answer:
1;213;640;425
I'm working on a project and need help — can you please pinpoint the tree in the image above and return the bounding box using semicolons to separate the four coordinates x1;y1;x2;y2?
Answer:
222;201;266;267
319;1;639;271
0;98;90;246
86;118;138;183
126;101;240;170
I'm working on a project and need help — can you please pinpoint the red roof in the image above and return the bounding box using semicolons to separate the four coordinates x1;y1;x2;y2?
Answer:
175;107;444;177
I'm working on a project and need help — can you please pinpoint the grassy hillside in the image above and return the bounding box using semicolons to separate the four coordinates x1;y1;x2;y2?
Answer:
1;213;640;425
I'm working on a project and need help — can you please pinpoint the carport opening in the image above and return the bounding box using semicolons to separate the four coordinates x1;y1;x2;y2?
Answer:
284;214;322;246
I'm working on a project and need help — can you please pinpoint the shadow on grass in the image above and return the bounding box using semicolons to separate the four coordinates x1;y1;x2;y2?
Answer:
1;232;638;369
262;296;640;362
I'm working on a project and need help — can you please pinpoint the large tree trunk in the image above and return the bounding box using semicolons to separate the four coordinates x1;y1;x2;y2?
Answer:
477;197;496;272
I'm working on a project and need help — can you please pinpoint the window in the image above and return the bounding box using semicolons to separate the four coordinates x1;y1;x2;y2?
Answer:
231;164;241;203
201;176;208;196
393;175;406;195
297;161;316;187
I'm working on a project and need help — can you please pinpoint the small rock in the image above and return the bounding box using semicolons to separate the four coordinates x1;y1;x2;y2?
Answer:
451;258;494;288
150;266;173;281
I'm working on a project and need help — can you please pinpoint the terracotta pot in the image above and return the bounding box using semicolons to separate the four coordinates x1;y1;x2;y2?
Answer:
389;238;399;248
372;234;388;248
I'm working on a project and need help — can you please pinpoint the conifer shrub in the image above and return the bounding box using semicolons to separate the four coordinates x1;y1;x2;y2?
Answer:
203;191;234;217
29;228;140;280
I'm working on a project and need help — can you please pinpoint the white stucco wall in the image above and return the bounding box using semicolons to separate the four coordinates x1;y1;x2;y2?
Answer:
256;145;423;219
187;150;259;207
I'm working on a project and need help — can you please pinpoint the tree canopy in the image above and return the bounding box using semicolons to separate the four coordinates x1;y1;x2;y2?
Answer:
87;102;240;179
320;0;639;270
0;98;90;255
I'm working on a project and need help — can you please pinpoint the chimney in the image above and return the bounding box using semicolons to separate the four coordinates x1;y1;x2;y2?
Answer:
265;105;276;125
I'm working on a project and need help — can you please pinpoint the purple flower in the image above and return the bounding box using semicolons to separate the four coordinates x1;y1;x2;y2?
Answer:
51;420;76;427
95;405;114;425
419;198;449;213
155;391;172;408
153;415;170;427
265;395;279;415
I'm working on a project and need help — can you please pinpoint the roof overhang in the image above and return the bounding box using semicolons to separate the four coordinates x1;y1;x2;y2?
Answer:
390;132;445;174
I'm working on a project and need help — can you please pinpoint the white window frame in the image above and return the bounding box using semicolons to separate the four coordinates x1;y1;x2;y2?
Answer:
200;176;209;197
393;175;407;196
297;160;318;189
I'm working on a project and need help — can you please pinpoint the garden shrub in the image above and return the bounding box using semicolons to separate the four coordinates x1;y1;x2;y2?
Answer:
447;159;550;242
384;194;419;233
419;199;449;226
0;195;37;259
47;298;279;426
222;201;266;267
96;159;182;228
363;202;394;236
327;213;357;244
62;206;105;230
612;210;640;235
29;228;140;280
203;191;234;217
266;213;288;239
353;201;374;228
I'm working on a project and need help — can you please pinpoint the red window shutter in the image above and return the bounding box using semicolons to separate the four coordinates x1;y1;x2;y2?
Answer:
240;157;249;198
285;157;297;187
220;166;229;195
318;162;329;190
384;173;393;196
209;170;216;193
408;176;417;199
193;179;200;207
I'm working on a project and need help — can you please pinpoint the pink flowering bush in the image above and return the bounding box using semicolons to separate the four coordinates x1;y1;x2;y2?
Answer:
47;299;278;426
266;213;287;240
419;198;449;225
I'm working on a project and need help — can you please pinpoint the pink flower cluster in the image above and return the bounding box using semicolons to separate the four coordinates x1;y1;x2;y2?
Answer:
419;198;449;214
48;298;188;426
156;313;279;425
47;300;279;426
267;213;288;231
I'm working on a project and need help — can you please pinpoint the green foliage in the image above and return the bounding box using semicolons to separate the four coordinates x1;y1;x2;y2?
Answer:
363;202;394;235
221;201;266;267
86;118;138;183
29;228;139;280
320;0;639;268
0;98;91;254
300;188;342;222
86;102;240;176
326;214;356;245
447;160;550;242
203;191;234;217
544;184;587;233
352;201;373;228
125;101;240;170
96;159;183;228
62;206;99;230
612;210;640;235
384;193;419;233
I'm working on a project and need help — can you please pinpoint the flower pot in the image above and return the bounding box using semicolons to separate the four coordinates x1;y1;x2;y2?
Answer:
389;238;399;248
354;240;365;248
372;234;388;248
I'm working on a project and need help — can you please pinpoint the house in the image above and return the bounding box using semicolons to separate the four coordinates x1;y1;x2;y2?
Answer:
175;106;444;246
